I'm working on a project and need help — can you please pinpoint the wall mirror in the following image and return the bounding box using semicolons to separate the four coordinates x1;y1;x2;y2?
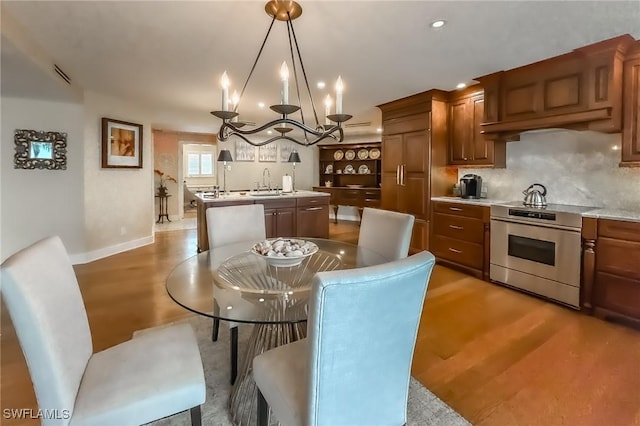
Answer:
14;129;67;170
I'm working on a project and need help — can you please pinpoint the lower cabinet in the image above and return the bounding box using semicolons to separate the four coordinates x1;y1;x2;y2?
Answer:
256;199;296;238
582;218;640;326
429;201;490;280
296;196;329;238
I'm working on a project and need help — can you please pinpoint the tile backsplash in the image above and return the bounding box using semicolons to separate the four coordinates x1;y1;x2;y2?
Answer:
460;129;640;210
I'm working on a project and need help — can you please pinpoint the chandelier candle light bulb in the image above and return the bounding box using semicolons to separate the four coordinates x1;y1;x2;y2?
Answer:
335;76;343;114
324;95;332;125
280;61;289;104
231;90;240;122
221;71;230;111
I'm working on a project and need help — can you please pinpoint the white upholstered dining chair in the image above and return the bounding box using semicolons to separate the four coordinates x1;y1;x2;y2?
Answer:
206;203;266;384
0;236;206;426
358;207;415;261
253;250;436;426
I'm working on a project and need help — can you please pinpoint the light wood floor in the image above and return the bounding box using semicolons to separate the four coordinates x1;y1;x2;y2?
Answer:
2;222;640;425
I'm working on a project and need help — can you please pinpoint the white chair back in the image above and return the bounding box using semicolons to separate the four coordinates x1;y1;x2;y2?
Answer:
358;207;415;261
206;204;266;249
305;251;435;425
1;236;93;425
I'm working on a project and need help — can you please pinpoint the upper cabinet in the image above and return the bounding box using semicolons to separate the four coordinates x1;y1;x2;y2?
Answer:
621;41;640;167
448;86;506;168
476;34;636;139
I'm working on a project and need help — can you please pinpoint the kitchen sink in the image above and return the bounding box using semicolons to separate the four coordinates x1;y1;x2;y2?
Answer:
249;191;287;197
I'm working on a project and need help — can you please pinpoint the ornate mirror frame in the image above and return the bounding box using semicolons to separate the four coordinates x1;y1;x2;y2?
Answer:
14;129;67;170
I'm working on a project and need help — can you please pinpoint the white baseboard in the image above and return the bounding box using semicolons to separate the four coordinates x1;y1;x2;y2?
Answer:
69;235;155;265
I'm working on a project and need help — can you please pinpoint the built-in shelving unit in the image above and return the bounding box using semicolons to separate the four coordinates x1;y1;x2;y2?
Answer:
318;142;381;189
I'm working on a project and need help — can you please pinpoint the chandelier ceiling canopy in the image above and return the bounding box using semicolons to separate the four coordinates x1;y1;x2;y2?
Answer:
210;0;351;147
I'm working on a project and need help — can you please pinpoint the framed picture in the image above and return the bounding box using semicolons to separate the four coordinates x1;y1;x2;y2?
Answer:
280;144;293;162
14;129;67;170
259;144;277;162
101;117;143;168
235;140;256;162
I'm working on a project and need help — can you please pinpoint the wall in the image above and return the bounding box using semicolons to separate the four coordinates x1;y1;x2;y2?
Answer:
1;96;85;261
82;91;154;258
461;129;640;209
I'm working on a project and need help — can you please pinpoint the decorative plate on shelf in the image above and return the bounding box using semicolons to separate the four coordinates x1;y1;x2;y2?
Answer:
345;150;356;160
325;164;333;173
344;164;355;174
333;150;344;160
358;165;370;174
369;148;381;159
346;184;364;189
357;149;369;160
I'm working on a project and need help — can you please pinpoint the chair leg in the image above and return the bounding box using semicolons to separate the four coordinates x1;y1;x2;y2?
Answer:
211;318;220;341
230;326;238;385
190;405;202;426
257;389;269;426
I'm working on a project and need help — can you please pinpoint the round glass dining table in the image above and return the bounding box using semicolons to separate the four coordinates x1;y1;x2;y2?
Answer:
166;238;389;426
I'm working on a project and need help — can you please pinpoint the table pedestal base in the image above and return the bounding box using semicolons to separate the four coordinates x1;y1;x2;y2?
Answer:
229;322;306;426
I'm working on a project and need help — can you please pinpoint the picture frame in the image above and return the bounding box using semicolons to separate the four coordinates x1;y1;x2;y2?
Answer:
101;117;143;168
279;144;293;162
14;129;67;170
235;140;256;162
259;144;277;162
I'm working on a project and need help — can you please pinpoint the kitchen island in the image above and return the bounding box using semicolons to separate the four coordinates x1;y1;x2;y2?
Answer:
196;190;330;252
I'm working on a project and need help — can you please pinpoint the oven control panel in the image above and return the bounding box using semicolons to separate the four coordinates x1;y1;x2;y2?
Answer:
508;209;556;221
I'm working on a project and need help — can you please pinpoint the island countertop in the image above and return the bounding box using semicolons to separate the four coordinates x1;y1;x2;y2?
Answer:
196;190;330;252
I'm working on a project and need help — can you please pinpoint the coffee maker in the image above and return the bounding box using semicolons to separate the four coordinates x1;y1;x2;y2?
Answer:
459;174;482;199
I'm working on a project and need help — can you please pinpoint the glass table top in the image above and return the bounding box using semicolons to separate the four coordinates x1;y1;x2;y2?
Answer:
166;238;388;324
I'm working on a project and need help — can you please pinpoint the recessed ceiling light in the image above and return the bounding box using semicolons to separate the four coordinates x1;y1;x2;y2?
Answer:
376;128;382;133
456;82;466;89
258;102;265;108
430;20;446;29
317;81;326;89
611;145;620;151
267;130;273;135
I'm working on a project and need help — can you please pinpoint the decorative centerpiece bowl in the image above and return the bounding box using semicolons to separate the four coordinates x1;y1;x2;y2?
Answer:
251;238;319;267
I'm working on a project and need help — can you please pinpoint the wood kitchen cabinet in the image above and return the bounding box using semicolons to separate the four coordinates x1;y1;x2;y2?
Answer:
476;34;635;138
430;200;490;280
582;217;640;327
621;41;640;166
312;186;380;223
448;86;506;167
255;198;296;238
378;90;456;252
295;196;329;238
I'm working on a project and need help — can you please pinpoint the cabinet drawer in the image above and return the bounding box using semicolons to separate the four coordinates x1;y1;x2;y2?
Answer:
599;219;640;242
296;196;329;208
594;271;640;319
255;198;296;209
431;234;483;269
432;213;484;244
433;201;486;219
597;237;640;280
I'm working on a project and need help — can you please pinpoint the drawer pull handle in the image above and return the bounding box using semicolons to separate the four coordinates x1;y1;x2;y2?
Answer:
448;248;462;254
449;225;464;230
305;207;323;211
449;207;463;212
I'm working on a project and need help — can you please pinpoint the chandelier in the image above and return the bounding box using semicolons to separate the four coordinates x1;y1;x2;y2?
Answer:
210;0;352;147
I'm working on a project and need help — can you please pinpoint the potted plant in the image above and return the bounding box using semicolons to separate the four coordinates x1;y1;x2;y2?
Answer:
154;169;177;196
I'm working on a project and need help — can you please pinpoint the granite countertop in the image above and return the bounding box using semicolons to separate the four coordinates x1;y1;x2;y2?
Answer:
582;208;640;223
197;190;329;202
431;196;507;206
432;196;640;223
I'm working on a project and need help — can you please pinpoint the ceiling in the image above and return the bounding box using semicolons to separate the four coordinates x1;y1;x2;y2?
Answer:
2;1;640;138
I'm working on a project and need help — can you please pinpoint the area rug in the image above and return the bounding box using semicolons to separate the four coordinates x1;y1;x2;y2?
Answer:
145;316;470;426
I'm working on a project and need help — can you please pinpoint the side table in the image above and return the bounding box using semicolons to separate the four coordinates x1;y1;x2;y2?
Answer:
155;194;171;223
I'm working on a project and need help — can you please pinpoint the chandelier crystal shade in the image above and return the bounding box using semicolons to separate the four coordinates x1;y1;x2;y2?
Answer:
210;0;352;147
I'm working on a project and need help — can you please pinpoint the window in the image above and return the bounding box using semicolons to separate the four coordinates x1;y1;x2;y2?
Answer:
186;150;215;177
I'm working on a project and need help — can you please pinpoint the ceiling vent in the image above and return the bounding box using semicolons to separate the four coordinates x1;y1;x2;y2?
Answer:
53;64;71;85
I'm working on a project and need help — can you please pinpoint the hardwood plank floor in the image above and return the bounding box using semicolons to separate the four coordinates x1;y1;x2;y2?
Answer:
2;221;640;425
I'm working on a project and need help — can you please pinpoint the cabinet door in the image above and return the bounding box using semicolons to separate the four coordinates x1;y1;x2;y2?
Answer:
275;207;296;238
296;205;329;238
264;209;277;238
402;131;429;217
449;98;470;163
471;95;494;164
381;134;403;211
381;173;399;211
622;54;640;165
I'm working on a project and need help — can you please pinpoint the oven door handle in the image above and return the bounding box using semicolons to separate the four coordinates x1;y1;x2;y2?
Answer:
490;216;580;233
